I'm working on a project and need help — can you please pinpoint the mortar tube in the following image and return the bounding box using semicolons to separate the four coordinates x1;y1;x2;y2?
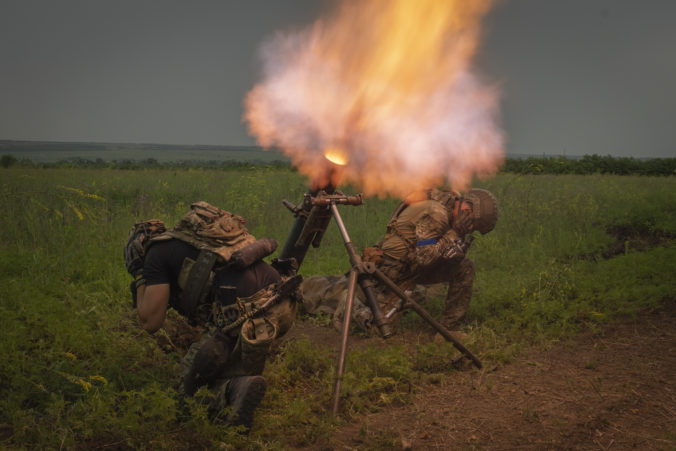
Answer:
278;189;315;267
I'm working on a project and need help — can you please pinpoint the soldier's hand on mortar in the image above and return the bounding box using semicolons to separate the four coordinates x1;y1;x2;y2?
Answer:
443;240;466;260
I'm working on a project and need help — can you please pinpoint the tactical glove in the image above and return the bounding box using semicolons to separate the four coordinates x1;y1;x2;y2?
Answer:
443;235;474;260
452;210;473;236
443;240;466;260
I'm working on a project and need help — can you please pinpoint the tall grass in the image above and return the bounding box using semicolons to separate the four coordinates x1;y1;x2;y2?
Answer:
0;167;674;448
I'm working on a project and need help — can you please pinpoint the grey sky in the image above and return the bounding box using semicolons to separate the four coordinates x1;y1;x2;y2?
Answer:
1;0;674;158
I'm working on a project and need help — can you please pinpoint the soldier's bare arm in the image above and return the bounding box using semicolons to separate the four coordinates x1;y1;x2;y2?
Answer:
136;283;170;333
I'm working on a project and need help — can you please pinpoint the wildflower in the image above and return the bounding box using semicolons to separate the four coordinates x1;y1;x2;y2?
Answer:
89;375;108;385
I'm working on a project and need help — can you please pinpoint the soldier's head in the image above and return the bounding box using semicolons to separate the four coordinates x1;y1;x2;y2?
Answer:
458;188;498;235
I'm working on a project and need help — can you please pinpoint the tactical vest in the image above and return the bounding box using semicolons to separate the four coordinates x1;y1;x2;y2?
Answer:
149;202;258;322
380;199;450;262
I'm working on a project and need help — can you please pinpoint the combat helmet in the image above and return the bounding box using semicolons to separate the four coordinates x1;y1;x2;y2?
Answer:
463;188;498;235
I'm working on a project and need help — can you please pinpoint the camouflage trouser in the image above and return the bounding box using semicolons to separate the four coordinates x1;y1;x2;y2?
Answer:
299;258;475;332
178;328;234;414
177;285;298;416
415;258;475;329
299;275;374;332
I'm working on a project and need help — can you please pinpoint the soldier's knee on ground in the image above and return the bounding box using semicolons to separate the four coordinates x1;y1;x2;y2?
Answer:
184;333;233;396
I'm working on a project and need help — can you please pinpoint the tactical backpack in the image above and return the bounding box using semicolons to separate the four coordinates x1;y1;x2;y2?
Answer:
124;219;168;306
124;219;168;278
159;201;257;261
148;202;281;320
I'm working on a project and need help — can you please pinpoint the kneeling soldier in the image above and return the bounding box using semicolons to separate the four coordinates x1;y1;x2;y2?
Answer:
124;202;299;431
300;188;498;336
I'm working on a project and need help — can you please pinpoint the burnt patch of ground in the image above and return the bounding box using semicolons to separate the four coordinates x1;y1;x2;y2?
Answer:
574;224;674;262
310;298;676;450
601;224;674;259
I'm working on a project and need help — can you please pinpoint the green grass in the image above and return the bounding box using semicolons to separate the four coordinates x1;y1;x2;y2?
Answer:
0;167;674;448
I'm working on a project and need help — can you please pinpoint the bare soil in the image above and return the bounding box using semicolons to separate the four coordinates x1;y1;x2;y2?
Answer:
293;298;676;450
162;296;675;450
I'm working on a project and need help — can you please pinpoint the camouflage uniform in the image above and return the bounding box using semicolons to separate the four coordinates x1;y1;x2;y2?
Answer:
299;195;475;331
377;198;475;329
129;202;298;421
300;274;374;332
178;284;297;415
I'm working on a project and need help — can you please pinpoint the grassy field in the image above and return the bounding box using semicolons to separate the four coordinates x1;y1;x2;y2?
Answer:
0;167;674;448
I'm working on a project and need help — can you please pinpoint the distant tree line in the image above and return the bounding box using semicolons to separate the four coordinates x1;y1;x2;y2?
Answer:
0;155;292;171
2;153;675;175
502;154;675;176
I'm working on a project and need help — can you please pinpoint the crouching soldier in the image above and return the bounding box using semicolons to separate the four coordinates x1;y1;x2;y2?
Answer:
124;202;299;431
300;188;497;336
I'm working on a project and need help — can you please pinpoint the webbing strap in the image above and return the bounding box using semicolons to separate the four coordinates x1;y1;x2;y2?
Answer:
386;201;409;229
181;250;217;317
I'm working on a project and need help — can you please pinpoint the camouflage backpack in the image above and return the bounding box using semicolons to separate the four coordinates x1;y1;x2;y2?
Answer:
149;202;271;320
124;219;168;278
159;201;257;261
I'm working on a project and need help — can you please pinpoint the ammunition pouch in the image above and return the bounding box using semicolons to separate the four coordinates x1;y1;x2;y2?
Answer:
211;276;300;337
238;317;277;375
177;250;217;319
212;302;242;334
210;278;299;378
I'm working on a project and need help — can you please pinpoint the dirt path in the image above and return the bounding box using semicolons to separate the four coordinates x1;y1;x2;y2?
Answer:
305;300;675;450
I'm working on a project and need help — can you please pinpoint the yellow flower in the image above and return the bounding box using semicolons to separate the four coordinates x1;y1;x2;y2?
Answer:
76;378;92;392
89;375;108;385
86;193;105;201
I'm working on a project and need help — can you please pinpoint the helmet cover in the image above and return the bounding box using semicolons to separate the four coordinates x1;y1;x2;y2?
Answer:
463;188;498;234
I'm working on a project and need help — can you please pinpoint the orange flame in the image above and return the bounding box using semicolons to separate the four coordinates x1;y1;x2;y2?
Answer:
245;0;504;198
324;148;348;166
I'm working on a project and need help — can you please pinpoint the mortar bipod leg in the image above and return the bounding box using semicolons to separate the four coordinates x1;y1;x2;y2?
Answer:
332;269;358;416
329;202;392;339
358;275;393;338
370;268;483;369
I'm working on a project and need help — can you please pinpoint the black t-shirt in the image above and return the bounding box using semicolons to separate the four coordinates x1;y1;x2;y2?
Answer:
143;239;280;311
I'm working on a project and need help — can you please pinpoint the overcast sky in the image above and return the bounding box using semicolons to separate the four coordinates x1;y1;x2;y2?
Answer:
1;0;674;158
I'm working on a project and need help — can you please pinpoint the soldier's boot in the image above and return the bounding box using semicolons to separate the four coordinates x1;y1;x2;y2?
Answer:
226;376;267;431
